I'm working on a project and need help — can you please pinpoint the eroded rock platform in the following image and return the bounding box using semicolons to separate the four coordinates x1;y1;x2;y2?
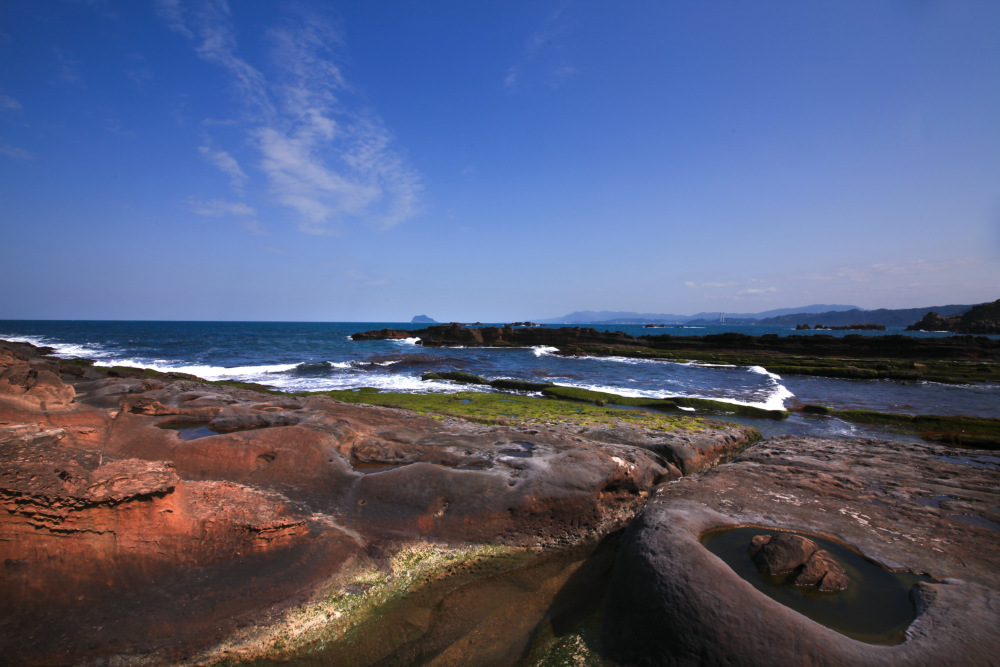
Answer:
603;436;1000;665
0;339;756;664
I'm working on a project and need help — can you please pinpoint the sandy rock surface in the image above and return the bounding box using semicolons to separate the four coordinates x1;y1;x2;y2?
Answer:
603;435;1000;666
0;340;707;664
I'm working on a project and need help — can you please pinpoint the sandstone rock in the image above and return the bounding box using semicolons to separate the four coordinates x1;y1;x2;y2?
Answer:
0;364;75;408
602;436;1000;665
0;338;691;664
749;532;818;575
796;549;851;592
581;421;758;475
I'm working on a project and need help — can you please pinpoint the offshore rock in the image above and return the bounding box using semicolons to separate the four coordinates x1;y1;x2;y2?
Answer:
603;436;1000;665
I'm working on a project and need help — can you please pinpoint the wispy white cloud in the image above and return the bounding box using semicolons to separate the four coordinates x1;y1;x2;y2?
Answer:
53;48;85;87
796;258;982;284
0;95;21;111
124;53;154;87
0;138;32;160
186;198;256;217
684;281;737;289
505;5;579;91
161;1;420;234
198;143;247;189
239;219;269;236
345;270;389;287
739;287;777;296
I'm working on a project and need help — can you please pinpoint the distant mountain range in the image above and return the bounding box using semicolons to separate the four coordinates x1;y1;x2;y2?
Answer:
539;304;861;325
540;303;981;327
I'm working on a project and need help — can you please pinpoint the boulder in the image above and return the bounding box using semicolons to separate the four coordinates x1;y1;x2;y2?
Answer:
749;532;818;574
796;549;851;592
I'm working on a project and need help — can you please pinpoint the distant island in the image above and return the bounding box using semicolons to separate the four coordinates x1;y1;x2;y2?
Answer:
411;315;437;324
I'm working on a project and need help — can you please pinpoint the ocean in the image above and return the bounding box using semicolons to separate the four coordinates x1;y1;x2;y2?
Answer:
2;320;997;439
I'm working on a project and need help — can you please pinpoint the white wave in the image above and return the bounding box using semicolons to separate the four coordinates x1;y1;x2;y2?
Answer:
94;359;301;379
394;337;421;345
749;365;780;380
746;366;794;411
533;345;560;357
0;334;114;360
679;406;696;411
564;354;683;367
550;378;791;413
260;373;494;395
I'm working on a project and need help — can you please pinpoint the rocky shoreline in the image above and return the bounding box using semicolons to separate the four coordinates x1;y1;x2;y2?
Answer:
2;338;998;664
352;323;1000;384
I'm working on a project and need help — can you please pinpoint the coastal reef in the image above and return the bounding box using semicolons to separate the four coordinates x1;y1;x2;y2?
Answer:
0;339;754;664
2;338;998;664
352;323;1000;384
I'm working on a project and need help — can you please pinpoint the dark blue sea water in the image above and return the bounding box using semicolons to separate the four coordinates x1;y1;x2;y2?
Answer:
2;321;997;438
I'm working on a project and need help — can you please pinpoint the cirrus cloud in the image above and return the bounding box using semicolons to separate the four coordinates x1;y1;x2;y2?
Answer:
158;0;421;235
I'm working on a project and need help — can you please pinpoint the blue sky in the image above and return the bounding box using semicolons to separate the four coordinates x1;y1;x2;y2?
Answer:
1;1;998;321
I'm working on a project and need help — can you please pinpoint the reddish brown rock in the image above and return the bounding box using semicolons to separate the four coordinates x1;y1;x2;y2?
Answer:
0;364;75;408
0;339;696;664
796;549;851;592
749;532;818;574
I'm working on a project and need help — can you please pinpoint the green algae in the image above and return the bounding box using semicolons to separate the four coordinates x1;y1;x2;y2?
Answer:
558;345;999;385
540;385;789;420
321;388;715;433
228;538;618;667
801;405;1000;449
202;542;527;666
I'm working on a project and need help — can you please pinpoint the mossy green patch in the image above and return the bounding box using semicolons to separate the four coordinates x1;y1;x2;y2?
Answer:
321;388;715;433
202;542;527;665
799;405;1000;449
559;345;999;385
540;385;789;420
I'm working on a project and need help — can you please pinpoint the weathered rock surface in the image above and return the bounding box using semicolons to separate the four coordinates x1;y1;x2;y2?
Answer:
603;436;1000;665
0;339;694;664
580;421;758;475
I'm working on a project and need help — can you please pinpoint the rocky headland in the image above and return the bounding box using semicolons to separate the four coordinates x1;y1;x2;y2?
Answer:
907;298;1000;335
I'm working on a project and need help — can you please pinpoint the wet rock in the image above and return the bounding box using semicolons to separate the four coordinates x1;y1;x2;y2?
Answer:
749;532;818;574
796;549;850;592
749;533;850;592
